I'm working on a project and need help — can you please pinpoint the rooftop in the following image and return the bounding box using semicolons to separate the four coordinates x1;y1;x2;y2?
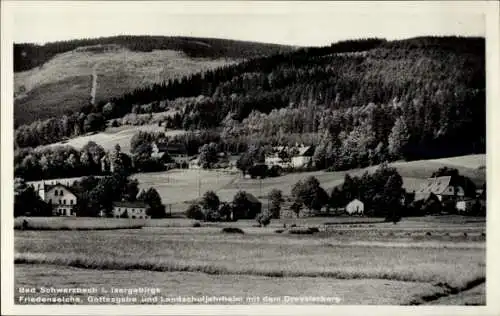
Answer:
112;201;149;208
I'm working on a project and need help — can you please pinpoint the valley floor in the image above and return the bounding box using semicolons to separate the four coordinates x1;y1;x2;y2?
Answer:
14;216;486;305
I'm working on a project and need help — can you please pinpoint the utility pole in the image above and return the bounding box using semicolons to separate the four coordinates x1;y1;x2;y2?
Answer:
198;168;201;198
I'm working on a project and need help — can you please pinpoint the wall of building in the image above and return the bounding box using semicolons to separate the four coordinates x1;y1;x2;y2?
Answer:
112;207;149;219
291;156;312;168
45;186;77;216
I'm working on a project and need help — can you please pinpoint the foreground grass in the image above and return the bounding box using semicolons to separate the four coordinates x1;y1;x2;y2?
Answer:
14;217;145;230
15;264;445;305
15;229;485;290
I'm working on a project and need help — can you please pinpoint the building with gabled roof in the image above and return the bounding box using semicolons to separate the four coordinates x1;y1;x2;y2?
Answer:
415;176;464;202
112;201;150;219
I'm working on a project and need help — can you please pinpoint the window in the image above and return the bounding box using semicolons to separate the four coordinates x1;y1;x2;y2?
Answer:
48;199;52;204
59;199;61;204
54;190;58;196
63;199;66;205
70;200;74;205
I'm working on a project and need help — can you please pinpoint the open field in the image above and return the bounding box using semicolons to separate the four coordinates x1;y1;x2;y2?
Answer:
14;216;485;305
129;154;485;210
45;125;185;153
14;47;237;125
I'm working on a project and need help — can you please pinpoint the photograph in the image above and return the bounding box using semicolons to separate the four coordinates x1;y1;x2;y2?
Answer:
1;1;499;315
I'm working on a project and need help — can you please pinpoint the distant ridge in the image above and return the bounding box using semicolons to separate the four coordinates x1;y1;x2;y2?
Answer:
14;35;297;72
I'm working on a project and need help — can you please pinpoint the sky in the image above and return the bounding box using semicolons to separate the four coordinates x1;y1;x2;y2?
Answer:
7;1;486;46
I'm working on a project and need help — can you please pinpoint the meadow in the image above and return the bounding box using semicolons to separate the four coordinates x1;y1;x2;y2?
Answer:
45;125;185;153
14;216;486;305
129;154;485;214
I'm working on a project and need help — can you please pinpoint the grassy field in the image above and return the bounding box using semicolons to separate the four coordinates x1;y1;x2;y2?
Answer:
14;216;486;305
129;154;485;212
14;46;237;125
45;125;185;153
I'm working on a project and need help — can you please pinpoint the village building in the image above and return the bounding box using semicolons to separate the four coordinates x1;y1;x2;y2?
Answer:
264;145;314;169
189;156;201;169
26;182;78;216
415;176;465;202
230;192;262;219
112;201;150;219
44;184;78;216
151;142;190;166
346;199;364;216
456;198;476;214
291;145;315;168
265;146;292;169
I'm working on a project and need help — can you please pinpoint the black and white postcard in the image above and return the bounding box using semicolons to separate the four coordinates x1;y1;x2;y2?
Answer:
1;1;499;315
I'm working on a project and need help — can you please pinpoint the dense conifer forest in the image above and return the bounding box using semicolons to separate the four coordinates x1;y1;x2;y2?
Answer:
14;35;295;72
14;36;485;178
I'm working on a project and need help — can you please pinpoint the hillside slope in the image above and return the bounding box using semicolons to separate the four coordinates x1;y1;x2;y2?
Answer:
14;46;235;125
14;36;295;126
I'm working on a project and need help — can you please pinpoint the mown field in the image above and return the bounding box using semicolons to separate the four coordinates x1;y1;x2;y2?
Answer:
14;215;485;305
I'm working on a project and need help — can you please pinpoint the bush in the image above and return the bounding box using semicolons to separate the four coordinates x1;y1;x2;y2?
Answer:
268;165;282;177
275;229;285;234
192;222;201;227
308;227;320;233
221;227;244;234
426;232;432;236
205;209;222;222
186;204;204;220
288;227;319;234
256;211;272;227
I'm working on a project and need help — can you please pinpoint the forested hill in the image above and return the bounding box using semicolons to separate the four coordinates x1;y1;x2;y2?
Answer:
15;36;485;168
14;35;296;72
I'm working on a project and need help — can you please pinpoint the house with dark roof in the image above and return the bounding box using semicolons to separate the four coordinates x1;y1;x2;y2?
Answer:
232;192;262;219
112;201;150;219
151;142;189;165
415;176;464;202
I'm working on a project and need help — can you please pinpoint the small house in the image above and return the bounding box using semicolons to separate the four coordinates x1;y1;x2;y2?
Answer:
345;199;364;216
232;192;262;219
291;145;315;168
456;198;476;214
112;201;150;219
189;156;201;169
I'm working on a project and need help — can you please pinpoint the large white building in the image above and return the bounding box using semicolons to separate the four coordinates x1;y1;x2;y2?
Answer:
27;181;78;216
